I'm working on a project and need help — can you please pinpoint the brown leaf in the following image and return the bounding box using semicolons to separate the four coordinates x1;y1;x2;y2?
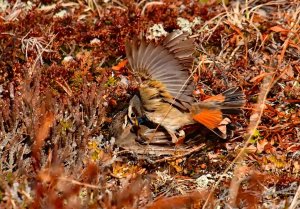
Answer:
269;25;289;34
114;176;150;209
146;191;211;209
236;172;277;209
256;139;268;154
32;111;55;170
112;59;128;71
250;72;273;83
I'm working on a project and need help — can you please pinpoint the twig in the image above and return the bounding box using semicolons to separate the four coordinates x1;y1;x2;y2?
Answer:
59;177;101;189
289;184;300;209
141;1;164;16
56;79;73;97
154;144;205;163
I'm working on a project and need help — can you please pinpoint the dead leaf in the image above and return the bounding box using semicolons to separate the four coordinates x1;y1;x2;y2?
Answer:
112;59;128;71
278;38;290;65
250;72;273;83
256;139;268;154
281;65;294;79
169;159;183;173
146;191;210;209
269;25;289;34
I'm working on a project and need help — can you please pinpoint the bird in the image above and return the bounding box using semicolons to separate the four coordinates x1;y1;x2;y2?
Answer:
125;31;246;143
109;109;189;155
110;108;171;145
109;108;132;140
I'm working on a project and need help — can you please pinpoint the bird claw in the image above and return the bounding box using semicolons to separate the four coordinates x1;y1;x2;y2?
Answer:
168;129;186;144
175;136;185;145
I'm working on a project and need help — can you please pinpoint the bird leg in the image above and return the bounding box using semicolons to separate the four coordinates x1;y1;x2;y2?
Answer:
165;129;186;144
175;130;186;145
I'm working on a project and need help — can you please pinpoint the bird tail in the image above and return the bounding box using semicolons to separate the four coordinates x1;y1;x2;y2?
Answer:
191;87;246;138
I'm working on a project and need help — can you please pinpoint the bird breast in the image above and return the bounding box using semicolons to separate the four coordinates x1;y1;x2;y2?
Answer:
139;81;193;131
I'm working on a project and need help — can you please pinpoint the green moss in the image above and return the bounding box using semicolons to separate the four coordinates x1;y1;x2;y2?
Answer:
70;72;84;88
59;119;72;135
105;76;118;87
6;172;13;185
249;129;261;143
105;20;112;25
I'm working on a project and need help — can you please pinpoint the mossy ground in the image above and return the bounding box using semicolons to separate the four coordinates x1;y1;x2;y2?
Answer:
0;0;299;208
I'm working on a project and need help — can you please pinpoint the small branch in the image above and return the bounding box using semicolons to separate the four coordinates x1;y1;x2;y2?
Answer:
154;144;205;163
59;177;101;189
141;2;164;16
289;184;300;209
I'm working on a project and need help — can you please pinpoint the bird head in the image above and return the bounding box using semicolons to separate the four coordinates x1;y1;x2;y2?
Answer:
128;95;144;127
109;108;130;139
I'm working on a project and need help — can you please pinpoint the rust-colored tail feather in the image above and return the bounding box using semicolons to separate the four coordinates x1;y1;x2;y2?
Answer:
192;109;223;130
191;87;245;138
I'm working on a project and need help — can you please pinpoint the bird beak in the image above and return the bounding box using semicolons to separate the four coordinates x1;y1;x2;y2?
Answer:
134;118;139;127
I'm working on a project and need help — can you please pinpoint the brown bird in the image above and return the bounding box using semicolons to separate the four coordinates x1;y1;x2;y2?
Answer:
125;31;245;143
110;108;172;146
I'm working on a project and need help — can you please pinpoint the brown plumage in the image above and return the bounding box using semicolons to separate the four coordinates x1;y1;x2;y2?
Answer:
125;31;245;143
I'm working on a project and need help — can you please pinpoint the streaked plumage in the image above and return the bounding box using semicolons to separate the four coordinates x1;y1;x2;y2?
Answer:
125;31;245;143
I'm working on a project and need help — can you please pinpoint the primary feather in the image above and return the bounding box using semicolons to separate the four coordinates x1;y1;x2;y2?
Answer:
125;31;195;103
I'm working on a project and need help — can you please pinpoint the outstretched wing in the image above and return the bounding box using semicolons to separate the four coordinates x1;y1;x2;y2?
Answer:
125;31;195;103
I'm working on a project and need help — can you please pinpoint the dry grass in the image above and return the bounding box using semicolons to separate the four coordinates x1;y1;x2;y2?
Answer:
0;0;299;208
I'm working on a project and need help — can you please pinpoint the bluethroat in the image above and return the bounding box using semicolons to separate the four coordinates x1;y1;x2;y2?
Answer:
125;31;245;143
110;108;171;146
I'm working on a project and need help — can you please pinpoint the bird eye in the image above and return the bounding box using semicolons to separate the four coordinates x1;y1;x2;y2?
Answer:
131;112;136;118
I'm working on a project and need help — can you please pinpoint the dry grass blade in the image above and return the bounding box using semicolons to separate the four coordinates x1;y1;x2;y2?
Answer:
289;184;300;209
1;0;299;208
21;31;54;65
154;144;205;163
56;79;73;97
141;1;164;16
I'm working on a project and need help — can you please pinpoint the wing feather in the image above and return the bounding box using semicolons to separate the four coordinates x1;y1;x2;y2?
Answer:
125;31;195;103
